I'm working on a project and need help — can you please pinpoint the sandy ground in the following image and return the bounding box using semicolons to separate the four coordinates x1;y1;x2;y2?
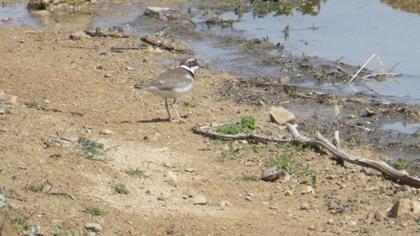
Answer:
0;25;419;236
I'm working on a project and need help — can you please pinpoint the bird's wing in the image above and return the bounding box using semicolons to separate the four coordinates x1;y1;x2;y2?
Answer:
146;68;192;91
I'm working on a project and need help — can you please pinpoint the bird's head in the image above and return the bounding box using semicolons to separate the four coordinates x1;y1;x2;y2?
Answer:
180;57;200;74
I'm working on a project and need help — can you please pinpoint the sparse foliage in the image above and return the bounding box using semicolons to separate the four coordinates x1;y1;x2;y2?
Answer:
77;137;105;158
125;168;145;178
241;173;260;182
217;116;257;135
394;158;407;170
271;155;298;173
13;217;31;231
85;206;106;216
112;183;129;194
27;182;46;193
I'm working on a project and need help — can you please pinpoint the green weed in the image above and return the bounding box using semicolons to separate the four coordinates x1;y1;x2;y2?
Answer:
13;217;31;231
240;173;260;182
85;206;106;216
217;116;257;135
394;158;407;170
77;137;105;158
271;155;298;174
125;168;145;178
27;182;46;193
112;183;129;194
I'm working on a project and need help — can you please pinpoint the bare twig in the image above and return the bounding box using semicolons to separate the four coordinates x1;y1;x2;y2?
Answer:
387;62;400;73
49;192;76;200
361;72;401;79
348;53;376;84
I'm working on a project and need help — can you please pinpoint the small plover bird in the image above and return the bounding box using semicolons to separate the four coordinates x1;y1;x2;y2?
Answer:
134;58;200;122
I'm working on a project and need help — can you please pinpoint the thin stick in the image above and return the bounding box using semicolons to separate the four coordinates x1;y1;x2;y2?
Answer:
49;192;76;200
361;72;401;79
387;62;400;73
348;53;376;84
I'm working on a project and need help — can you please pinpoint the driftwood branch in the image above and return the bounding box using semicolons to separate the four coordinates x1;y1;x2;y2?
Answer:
192;123;420;188
285;123;420;188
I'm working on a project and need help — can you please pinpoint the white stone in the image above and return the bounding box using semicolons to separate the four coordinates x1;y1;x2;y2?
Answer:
193;196;208;205
269;106;295;125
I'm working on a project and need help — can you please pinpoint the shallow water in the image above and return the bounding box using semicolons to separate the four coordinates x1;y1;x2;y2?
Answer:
380;121;420;134
0;4;40;27
0;0;419;136
196;0;420;104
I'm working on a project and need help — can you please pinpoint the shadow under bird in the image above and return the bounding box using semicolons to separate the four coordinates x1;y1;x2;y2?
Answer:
134;58;200;123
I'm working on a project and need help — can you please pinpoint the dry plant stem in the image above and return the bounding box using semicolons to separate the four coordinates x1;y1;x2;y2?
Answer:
192;125;290;143
361;72;401;79
348;53;376;84
284;123;420;188
49;192;76;200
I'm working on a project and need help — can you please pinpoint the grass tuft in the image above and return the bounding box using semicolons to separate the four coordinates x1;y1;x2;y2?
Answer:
240;173;260;182
13;217;31;231
217;116;257;135
85;206;106;216
27;182;46;193
125;168;145;178
77;137;105;157
271;155;298;174
394;157;407;170
112;183;129;194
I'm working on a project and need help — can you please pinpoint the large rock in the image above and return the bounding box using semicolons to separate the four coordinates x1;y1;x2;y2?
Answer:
84;223;102;232
269;106;295;125
388;199;420;218
261;167;283;182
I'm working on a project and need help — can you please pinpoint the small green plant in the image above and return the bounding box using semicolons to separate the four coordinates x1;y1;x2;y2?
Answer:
394;158;407;170
217;116;257;135
27;182;46;193
125;168;145;178
13;217;31;231
250;145;270;154
271;155;298;173
240;173;260;182
85;206;106;216
112;183;129;194
77;137;105;158
241;116;257;130
183;100;197;108
311;173;318;189
24;101;46;110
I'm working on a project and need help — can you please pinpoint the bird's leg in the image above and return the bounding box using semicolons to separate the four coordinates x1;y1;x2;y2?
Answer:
165;98;172;121
171;98;185;123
